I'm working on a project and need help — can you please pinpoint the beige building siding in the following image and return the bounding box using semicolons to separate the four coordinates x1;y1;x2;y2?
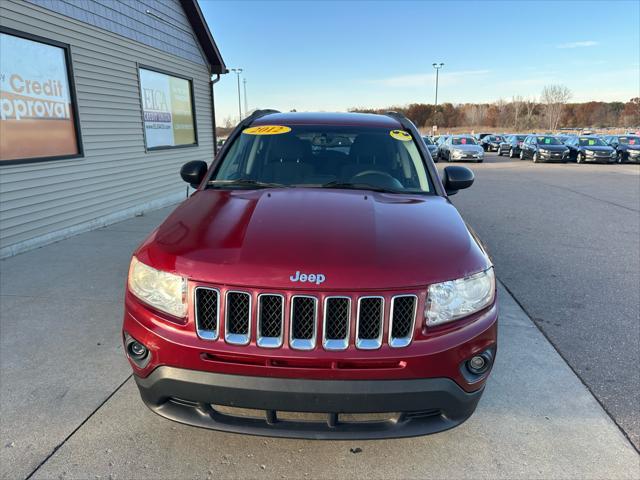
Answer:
0;0;215;257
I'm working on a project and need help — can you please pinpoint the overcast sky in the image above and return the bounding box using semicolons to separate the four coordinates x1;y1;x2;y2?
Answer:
199;0;640;125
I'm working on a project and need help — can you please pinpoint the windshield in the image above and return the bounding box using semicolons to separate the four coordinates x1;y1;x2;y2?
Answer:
578;137;605;146
618;136;639;145
515;135;526;141
212;125;433;194
536;136;561;145
422;137;434;145
452;137;477;145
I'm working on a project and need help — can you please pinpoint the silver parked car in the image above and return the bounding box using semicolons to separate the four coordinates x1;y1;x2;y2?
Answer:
440;135;484;163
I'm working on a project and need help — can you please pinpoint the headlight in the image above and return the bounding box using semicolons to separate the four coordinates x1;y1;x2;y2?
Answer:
585;150;594;155
539;149;549;154
452;149;463;158
425;267;495;326
128;256;187;317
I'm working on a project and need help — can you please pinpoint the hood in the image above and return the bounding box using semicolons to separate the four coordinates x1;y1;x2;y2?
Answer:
581;146;613;152
622;144;640;151
538;145;567;151
136;189;489;290
451;144;483;152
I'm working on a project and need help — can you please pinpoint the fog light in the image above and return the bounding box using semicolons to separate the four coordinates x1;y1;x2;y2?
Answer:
128;341;148;359
468;355;487;373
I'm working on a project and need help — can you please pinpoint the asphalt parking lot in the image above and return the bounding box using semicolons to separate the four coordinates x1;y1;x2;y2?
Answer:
447;152;640;450
1;153;639;479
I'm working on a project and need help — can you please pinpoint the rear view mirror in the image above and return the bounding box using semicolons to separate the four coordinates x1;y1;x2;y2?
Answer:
180;161;208;188
443;166;474;195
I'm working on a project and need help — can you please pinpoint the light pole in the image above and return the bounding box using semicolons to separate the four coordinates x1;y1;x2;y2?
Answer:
230;68;243;120
432;63;444;106
243;78;248;116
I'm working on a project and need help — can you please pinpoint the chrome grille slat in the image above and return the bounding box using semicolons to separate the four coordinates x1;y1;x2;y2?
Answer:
257;294;284;348
356;297;384;350
389;295;417;348
323;297;351;351
290;296;317;350
225;291;251;345
194;288;417;350
195;287;219;340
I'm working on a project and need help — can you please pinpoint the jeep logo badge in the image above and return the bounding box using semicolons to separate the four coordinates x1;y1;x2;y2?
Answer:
290;271;326;285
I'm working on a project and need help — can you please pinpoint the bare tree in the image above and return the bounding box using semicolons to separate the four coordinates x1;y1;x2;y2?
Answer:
540;84;572;130
523;97;537;129
494;98;509;127
512;95;524;129
465;104;487;126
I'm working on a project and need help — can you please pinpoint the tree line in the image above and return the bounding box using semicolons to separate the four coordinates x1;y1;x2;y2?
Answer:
350;85;639;131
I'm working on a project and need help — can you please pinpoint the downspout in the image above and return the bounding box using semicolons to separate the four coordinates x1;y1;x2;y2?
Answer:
210;73;222;155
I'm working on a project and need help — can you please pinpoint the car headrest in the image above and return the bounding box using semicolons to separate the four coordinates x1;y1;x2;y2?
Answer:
350;134;393;165
270;135;309;163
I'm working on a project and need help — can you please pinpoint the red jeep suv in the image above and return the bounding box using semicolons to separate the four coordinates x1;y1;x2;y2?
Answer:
123;111;497;439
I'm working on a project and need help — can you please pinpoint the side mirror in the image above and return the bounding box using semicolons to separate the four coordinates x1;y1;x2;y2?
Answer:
443;166;474;196
180;160;208;188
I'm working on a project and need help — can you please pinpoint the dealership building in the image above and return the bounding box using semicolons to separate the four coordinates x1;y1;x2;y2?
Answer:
0;0;226;258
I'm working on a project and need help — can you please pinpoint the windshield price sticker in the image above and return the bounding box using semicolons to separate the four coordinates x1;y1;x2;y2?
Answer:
390;129;412;141
243;125;292;135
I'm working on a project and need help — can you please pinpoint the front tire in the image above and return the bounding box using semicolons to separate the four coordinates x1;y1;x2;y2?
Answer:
577;153;583;164
520;150;525;160
509;148;515;158
617;151;623;163
497;148;502;156
533;152;539;163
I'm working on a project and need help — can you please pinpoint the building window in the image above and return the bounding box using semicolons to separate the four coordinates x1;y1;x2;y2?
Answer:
138;67;197;150
0;28;82;164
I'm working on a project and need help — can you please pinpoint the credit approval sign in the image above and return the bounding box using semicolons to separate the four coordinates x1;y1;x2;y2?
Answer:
0;32;78;162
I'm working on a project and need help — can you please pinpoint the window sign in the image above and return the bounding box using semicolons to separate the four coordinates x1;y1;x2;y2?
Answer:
139;68;196;149
0;31;81;163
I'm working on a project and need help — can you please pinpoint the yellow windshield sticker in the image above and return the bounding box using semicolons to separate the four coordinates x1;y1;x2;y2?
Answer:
390;129;412;141
243;125;291;135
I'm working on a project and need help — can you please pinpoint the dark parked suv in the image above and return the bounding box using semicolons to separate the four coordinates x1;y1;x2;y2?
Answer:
564;136;616;163
520;135;569;163
603;135;640;163
122;110;498;439
497;135;527;157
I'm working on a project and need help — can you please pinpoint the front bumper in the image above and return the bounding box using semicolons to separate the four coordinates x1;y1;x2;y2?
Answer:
135;367;484;439
583;155;616;163
124;288;497;438
539;153;568;162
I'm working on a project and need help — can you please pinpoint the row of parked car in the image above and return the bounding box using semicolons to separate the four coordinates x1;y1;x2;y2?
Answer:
422;132;640;164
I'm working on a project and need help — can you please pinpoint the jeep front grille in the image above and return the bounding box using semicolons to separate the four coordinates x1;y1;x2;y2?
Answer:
323;297;351;350
356;297;384;350
257;294;284;348
225;291;251;345
290;296;317;350
195;288;419;350
195;287;219;340
389;295;417;348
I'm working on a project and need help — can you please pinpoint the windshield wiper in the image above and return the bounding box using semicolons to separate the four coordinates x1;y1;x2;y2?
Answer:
320;181;403;194
207;179;289;189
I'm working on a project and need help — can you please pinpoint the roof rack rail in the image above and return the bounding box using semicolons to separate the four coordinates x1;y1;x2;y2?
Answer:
385;111;414;130
239;109;281;128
